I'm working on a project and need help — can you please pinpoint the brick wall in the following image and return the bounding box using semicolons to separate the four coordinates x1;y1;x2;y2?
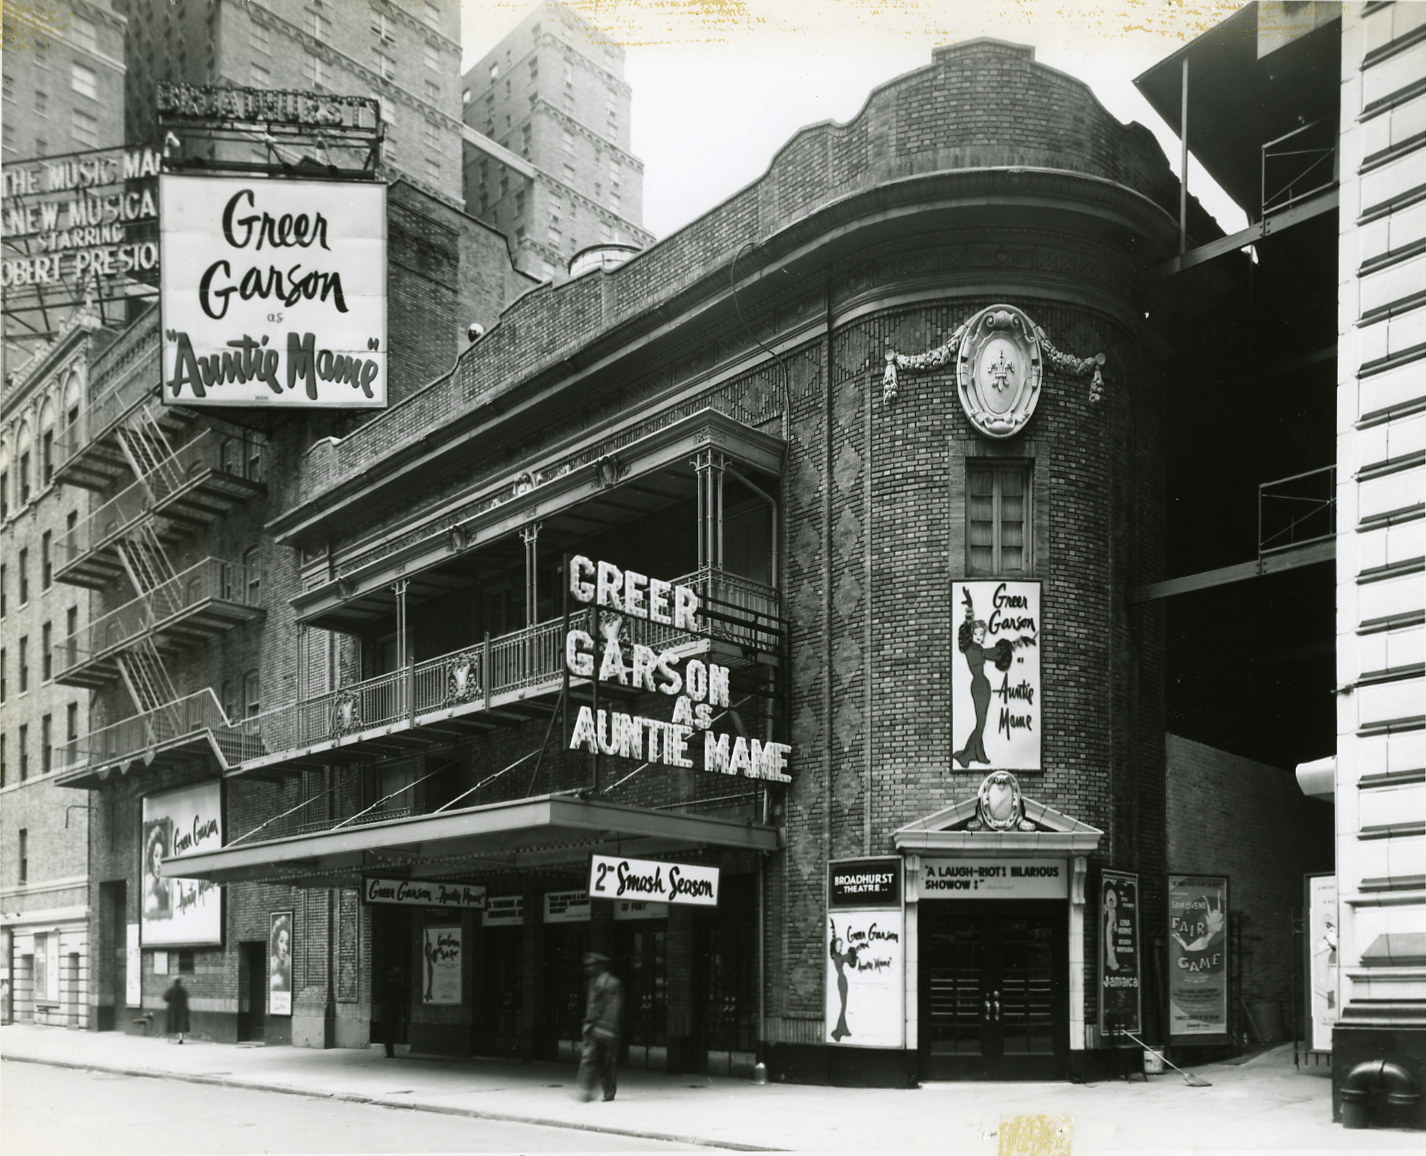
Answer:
1165;733;1333;1039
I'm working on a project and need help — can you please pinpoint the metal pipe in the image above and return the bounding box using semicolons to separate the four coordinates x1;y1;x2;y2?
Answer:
1179;56;1189;255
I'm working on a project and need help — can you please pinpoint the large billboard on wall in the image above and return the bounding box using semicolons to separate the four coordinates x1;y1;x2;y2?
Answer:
143;781;223;947
951;580;1041;771
159;174;386;408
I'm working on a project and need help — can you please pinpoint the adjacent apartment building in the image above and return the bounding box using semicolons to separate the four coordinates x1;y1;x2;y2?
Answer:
462;0;654;281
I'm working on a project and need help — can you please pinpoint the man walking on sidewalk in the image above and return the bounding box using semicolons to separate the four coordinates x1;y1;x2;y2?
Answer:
577;952;623;1102
163;977;190;1044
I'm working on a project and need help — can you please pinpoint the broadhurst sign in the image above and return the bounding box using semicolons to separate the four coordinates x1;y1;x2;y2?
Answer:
563;556;792;782
159;174;387;408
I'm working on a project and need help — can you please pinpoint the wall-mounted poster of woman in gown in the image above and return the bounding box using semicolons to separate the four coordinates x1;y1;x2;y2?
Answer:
824;911;904;1048
951;581;1041;771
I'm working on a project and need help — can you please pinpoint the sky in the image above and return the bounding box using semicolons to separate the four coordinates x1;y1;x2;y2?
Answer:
469;0;1252;241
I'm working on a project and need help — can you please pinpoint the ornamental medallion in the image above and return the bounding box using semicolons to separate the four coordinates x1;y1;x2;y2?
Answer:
956;305;1043;438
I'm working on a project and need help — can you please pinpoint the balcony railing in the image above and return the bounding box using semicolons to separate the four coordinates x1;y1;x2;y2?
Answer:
55;428;264;573
53;571;781;782
53;688;261;780
55;558;264;683
234;568;782;769
1260;465;1336;555
1262;119;1337;216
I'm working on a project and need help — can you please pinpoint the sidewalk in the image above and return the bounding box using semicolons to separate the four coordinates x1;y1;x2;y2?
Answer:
1;1023;1415;1153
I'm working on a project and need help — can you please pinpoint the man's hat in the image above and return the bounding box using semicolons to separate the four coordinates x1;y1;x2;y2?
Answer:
583;951;609;965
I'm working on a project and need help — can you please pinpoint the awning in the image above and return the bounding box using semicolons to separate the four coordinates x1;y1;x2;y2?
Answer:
163;793;782;888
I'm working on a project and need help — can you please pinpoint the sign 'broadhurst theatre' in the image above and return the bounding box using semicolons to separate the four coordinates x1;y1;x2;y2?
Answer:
159;174;387;408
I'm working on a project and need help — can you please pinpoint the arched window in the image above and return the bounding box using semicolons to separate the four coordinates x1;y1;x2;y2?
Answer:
0;436;11;521
39;398;57;488
63;369;83;430
16;422;33;506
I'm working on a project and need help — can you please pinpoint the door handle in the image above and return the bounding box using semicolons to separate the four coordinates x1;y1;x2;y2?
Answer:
983;995;993;1021
992;991;1001;1022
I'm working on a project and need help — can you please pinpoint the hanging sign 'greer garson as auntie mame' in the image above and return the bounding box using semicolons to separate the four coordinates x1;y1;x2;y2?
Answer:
159;174;387;408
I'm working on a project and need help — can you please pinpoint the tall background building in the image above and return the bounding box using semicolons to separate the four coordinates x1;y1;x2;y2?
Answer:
462;0;653;281
120;0;465;206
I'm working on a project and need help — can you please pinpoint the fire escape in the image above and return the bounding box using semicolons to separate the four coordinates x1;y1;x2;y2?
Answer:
51;328;267;786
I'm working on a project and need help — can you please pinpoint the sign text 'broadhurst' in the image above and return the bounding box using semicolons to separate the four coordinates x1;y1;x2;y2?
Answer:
564;557;792;782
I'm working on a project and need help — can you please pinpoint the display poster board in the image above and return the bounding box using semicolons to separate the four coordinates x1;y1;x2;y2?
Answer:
421;927;462;1005
825;910;905;1048
126;925;142;1007
1098;870;1142;1036
1306;873;1338;1053
544;890;590;924
829;858;902;909
950;580;1041;771
919;858;1067;900
363;877;485;910
143;781;223;946
588;854;719;907
1167;874;1230;1042
269;911;293;1016
483;895;525;928
159;174;387;408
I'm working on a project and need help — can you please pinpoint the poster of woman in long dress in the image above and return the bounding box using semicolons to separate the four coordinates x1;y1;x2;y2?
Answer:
951;581;1041;770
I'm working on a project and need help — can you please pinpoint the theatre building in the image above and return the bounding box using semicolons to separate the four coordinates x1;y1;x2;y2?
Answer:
60;39;1311;1083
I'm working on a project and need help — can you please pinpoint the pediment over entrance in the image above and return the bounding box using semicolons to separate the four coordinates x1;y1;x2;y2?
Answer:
893;773;1103;855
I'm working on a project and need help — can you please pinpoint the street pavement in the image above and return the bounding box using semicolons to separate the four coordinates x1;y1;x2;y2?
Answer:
2;1022;1419;1154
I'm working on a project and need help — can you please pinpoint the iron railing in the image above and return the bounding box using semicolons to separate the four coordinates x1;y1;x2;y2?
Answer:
1262;119;1337;216
234;568;781;763
55;428;263;566
53;688;260;777
1260;465;1336;555
53;569;780;779
55;558;263;676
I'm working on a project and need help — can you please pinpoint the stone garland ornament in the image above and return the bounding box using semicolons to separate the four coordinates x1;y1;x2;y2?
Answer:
881;304;1106;433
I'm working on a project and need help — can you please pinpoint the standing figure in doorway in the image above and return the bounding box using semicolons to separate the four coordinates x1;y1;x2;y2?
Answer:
380;967;405;1058
163;976;190;1044
828;920;860;1043
577;952;623;1102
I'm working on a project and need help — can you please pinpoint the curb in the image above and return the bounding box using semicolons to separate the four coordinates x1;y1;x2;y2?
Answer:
3;1053;782;1152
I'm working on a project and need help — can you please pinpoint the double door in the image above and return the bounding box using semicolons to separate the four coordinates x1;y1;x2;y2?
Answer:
920;901;1067;1080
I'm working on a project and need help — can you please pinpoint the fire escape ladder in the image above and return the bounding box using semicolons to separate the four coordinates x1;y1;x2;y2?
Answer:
116;635;181;717
116;522;179;601
117;407;180;496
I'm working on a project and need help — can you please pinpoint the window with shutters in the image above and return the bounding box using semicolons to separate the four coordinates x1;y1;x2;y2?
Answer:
966;462;1030;575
